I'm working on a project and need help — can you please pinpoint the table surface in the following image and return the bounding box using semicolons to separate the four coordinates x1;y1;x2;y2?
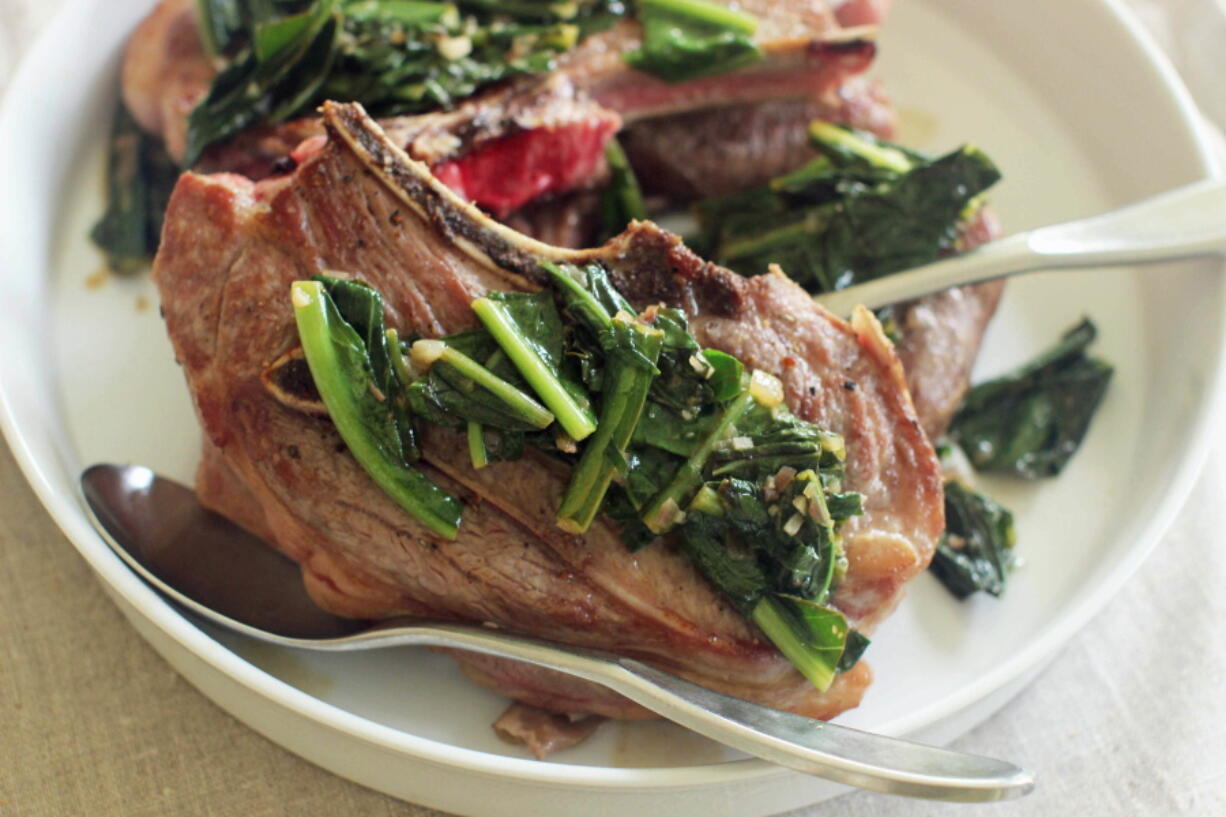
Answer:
3;1;1225;815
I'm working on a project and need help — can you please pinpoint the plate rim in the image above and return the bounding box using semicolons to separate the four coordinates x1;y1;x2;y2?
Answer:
1;0;1224;794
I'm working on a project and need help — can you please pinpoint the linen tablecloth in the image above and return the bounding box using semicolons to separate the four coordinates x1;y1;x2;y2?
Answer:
2;1;1224;814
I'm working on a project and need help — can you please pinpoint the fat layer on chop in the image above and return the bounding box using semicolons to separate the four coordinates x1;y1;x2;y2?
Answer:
154;101;942;724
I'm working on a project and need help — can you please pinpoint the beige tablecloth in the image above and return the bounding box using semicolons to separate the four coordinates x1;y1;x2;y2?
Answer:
3;2;1225;815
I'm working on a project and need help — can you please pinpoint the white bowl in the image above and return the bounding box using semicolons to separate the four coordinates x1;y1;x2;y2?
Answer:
1;0;1222;814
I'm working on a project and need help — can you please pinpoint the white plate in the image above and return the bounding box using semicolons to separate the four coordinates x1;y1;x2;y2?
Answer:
1;1;1223;814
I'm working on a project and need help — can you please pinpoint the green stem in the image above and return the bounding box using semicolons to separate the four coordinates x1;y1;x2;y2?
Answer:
540;261;616;330
436;344;555;429
557;320;663;533
718;209;829;261
385;328;413;383
807;120;914;173
472;297;596;441
751;595;847;692
467;421;489;469
292;281;461;539
642;386;755;533
638;0;759;33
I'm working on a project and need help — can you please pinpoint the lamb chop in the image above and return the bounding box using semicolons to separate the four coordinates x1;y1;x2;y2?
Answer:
122;0;883;185
124;0;996;446
153;101;944;754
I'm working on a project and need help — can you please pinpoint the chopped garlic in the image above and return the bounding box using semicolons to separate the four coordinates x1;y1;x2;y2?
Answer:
689;353;713;377
435;35;472;61
730;436;753;450
783;513;804;537
656;498;686;528
410;339;447;371
749;369;784;407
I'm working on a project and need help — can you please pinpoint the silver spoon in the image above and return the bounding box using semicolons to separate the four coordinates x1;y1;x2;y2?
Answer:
816;177;1226;315
81;462;1032;802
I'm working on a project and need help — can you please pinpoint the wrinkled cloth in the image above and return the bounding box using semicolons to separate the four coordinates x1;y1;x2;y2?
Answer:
2;1;1225;815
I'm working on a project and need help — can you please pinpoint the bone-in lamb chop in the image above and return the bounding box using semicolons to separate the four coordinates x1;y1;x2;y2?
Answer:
153;101;944;755
122;0;884;158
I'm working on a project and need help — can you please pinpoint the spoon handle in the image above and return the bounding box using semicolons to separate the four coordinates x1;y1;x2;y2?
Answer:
816;177;1226;314
309;621;1033;801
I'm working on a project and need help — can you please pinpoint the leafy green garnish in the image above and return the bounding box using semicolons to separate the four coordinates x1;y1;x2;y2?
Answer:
930;481;1017;599
194;0;244;58
836;628;870;673
693;121;1002;294
90;103;181;273
950;318;1113;479
186;0;628;164
406;333;555;432
544;262;665;533
681;467;863;689
752;596;849;690
291;280;463;538
598;139;648;242
625;0;762;83
317;275;420;459
187;1;340;165
292;261;868;687
472;291;597;441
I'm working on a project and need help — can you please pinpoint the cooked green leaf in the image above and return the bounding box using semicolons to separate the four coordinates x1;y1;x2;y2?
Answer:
694;124;1001;294
185;4;339;164
472;291;596;441
407;339;556;431
194;0;245;57
836;629;870;673
751;595;849;691
291;280;462;538
557;313;664;533
295;262;868;688
316;274;420;458
90;103;181;274
598;139;648;241
184;0;627;162
930;480;1017;599
624;0;762;82
950;318;1113;478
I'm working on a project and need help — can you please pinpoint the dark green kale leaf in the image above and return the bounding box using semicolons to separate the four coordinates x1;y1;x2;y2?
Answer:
694;123;1001;294
598;139;648;242
678;465;863;690
753;595;850;690
193;0;246;58
678;490;771;612
90;103;181;273
708;403;845;483
185;1;340;164
950;318;1113;479
836;629;870;672
930;480;1017;599
185;0;628;164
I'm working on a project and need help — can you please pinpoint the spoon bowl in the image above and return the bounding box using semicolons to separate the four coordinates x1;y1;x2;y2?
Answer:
80;462;1034;802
